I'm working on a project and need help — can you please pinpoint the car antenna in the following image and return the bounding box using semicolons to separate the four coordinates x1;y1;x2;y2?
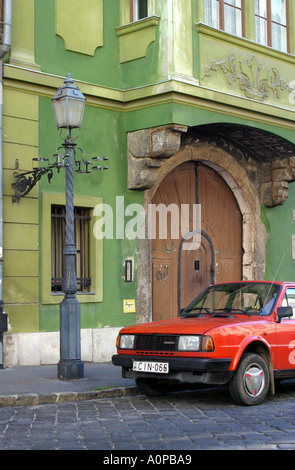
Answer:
261;251;286;317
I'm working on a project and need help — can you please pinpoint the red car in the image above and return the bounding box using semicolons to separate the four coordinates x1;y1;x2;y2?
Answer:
112;281;295;406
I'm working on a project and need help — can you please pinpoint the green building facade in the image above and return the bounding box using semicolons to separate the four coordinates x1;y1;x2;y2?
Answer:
2;0;295;365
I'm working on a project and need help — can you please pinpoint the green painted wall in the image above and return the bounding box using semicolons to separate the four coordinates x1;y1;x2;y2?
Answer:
263;183;295;282
38;96;143;331
35;0;121;88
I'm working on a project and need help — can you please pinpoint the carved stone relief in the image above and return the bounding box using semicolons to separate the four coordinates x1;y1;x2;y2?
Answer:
262;157;295;207
202;54;291;102
127;125;188;189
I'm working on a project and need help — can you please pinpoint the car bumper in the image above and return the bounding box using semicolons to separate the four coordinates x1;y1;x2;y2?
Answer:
112;354;233;385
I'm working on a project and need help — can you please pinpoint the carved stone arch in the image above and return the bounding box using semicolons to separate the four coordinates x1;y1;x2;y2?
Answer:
134;142;266;324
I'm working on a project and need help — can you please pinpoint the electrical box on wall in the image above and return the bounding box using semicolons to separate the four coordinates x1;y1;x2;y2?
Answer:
125;259;133;282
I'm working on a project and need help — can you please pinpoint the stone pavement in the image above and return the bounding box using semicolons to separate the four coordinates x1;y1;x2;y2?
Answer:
0;362;137;407
1;379;295;450
1;363;295;450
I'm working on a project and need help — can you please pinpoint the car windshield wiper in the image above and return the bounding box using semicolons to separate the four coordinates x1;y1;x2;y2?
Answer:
181;307;212;317
212;308;255;317
182;307;260;318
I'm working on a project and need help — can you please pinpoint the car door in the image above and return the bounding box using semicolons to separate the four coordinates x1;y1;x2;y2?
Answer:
275;288;295;371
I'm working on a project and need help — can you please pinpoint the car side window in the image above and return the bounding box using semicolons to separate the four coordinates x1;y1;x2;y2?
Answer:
282;289;295;319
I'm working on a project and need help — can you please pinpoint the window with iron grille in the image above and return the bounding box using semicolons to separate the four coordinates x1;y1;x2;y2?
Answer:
51;205;91;293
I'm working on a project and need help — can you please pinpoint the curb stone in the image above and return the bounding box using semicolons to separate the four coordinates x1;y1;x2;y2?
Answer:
0;386;139;408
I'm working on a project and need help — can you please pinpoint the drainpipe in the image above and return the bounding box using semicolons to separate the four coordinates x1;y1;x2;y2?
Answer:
0;0;12;367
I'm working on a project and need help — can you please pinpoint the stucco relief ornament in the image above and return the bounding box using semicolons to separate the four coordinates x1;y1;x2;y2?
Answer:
202;54;291;102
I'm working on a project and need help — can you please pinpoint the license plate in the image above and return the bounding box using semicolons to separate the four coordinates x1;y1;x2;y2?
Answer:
133;360;169;374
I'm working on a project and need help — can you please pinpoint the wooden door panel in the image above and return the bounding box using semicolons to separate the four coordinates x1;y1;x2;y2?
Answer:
216;253;237;283
198;165;242;279
151;162;242;321
180;235;212;310
152;163;196;321
152;260;175;320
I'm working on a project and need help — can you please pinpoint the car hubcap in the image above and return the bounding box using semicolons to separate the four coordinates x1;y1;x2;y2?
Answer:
244;363;265;398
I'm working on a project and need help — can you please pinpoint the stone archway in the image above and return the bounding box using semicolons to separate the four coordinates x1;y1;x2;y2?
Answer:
128;125;294;323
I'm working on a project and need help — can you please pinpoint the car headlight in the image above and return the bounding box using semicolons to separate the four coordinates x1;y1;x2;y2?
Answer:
119;334;135;349
178;335;201;351
178;335;214;352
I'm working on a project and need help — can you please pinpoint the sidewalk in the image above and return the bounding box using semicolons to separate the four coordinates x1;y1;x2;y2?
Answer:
0;362;138;407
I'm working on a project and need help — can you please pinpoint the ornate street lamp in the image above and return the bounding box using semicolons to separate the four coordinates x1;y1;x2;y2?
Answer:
12;74;108;379
52;74;86;380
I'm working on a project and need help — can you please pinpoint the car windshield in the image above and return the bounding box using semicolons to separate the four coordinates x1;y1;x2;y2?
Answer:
181;282;281;318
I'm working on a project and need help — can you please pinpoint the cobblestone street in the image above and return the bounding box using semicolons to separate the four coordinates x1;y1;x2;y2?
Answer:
1;381;295;451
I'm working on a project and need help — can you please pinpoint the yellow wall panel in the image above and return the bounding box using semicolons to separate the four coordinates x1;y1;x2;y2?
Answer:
4;251;38;277
4;223;38;251
3;88;38;120
4;304;39;333
3;142;38;172
2;60;40;334
3;169;14;196
10;0;40;70
3;116;38;147
3;196;38;223
3;277;39;304
55;0;103;55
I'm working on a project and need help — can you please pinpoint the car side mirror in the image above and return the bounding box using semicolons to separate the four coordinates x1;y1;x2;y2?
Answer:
277;306;293;323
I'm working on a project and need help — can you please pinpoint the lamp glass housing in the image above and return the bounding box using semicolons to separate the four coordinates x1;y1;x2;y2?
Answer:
52;74;86;129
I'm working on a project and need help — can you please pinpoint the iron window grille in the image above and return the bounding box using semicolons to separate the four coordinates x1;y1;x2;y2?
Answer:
51;205;91;293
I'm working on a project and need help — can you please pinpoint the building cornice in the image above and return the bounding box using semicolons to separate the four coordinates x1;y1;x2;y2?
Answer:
3;63;295;131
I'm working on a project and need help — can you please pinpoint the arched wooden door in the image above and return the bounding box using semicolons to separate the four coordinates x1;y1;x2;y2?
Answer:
151;162;242;321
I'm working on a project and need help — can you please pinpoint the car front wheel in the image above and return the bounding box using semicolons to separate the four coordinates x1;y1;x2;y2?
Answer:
229;352;270;406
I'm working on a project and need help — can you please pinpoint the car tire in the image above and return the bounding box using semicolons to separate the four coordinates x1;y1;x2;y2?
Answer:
136;378;170;397
229;352;270;406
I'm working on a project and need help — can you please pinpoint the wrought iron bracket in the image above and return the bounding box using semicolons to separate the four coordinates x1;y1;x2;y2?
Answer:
12;147;109;203
12;167;54;203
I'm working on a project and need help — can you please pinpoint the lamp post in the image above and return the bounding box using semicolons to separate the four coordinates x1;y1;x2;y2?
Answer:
12;73;108;379
51;74;86;380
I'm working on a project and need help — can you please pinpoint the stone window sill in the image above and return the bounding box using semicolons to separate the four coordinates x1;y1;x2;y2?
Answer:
116;16;160;63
